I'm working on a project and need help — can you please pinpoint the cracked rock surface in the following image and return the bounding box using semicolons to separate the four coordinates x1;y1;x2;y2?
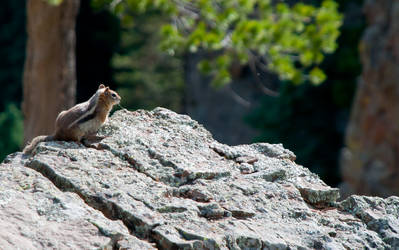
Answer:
2;107;399;249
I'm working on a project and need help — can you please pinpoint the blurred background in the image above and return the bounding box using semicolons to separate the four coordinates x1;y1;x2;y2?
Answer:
2;0;398;198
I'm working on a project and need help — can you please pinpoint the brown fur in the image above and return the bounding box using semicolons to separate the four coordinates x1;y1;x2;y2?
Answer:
23;85;121;154
96;89;114;124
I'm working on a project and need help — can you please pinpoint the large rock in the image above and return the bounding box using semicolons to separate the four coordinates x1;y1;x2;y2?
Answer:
2;108;399;249
341;0;399;197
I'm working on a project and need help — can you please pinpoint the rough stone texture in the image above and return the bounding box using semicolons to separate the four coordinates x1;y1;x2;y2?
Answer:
340;0;399;198
0;155;154;249
2;108;399;249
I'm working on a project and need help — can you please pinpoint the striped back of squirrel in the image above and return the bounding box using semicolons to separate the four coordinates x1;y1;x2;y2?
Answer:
74;86;121;137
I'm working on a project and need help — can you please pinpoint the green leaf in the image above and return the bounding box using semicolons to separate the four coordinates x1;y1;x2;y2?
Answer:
309;67;326;85
299;50;314;67
198;60;212;74
47;0;63;5
211;68;231;88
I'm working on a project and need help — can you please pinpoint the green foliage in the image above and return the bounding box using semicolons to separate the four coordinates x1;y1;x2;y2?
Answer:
93;0;343;86
247;0;364;186
0;104;23;161
309;67;326;86
111;11;184;111
47;0;63;5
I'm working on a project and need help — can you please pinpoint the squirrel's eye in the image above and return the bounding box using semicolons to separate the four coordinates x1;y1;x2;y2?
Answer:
111;93;116;98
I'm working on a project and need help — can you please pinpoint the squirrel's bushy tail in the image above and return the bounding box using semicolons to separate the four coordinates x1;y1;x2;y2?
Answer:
23;135;54;154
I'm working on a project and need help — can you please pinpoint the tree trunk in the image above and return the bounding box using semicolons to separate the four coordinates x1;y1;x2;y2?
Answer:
23;0;80;145
340;0;399;197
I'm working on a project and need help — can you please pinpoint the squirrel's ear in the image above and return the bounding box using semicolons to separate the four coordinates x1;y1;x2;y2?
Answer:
105;87;110;92
98;84;106;89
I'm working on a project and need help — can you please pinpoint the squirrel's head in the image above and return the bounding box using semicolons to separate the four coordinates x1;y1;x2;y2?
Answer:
98;84;121;106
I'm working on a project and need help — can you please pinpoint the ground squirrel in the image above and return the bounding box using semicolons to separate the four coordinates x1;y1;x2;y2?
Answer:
23;84;121;154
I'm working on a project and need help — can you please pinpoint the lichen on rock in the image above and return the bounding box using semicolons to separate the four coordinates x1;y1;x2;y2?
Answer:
1;108;398;249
